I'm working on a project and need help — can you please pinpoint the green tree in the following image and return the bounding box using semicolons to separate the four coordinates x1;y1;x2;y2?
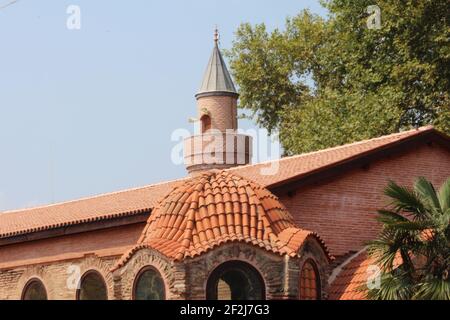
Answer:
367;177;450;300
227;0;450;154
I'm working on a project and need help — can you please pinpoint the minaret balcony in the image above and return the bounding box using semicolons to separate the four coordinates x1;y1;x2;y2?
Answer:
184;131;252;173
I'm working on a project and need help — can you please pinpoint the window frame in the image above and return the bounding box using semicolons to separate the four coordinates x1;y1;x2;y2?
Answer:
76;270;108;300
299;259;321;300
21;278;48;300
132;265;166;300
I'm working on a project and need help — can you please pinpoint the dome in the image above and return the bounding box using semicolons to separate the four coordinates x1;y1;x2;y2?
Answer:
116;171;329;266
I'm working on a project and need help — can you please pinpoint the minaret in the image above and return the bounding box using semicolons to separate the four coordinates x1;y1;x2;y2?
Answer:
184;29;252;174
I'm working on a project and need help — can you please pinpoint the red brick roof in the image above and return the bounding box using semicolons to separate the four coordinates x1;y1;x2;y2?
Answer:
0;126;443;240
114;171;330;267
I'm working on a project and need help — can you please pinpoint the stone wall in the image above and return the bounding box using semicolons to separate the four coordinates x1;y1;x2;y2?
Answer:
0;254;117;300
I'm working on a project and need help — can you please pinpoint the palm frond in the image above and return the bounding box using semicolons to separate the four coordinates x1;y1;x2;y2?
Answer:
413;277;450;300
414;177;441;212
366;271;414;300
389;220;434;232
376;209;408;225
384;180;426;218
438;177;450;212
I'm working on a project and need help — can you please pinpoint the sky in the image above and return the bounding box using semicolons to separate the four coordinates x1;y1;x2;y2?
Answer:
0;0;327;211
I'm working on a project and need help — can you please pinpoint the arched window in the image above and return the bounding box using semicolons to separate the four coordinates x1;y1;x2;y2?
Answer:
22;278;48;300
299;259;321;300
133;267;165;300
206;261;265;300
201;114;211;133
77;270;108;300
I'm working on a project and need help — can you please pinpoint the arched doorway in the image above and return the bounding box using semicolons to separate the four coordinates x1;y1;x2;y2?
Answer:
22;278;48;300
200;114;212;133
206;261;265;300
76;270;108;300
299;259;321;300
133;266;166;300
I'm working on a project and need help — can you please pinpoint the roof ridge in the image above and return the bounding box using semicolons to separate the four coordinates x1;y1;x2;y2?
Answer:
0;176;188;215
228;126;434;171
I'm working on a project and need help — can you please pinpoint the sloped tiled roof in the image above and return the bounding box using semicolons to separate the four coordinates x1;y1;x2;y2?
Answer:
0;179;183;239
328;249;403;300
0;126;445;240
229;126;441;188
114;171;329;267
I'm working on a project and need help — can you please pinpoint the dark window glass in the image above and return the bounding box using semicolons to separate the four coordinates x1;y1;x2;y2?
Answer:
206;261;265;300
77;271;108;300
299;260;320;300
22;279;47;300
134;267;165;300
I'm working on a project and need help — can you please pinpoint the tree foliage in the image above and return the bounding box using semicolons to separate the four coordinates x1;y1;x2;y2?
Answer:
367;177;450;300
227;0;450;154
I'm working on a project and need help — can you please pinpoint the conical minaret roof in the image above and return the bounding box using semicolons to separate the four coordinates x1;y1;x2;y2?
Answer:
196;29;238;98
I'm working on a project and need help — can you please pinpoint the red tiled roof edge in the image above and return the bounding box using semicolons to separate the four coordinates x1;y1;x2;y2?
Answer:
0;208;149;239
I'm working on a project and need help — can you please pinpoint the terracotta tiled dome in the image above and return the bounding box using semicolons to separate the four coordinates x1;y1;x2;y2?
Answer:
115;171;329;268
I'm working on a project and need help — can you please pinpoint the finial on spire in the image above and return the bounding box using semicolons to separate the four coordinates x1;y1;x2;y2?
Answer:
214;26;219;45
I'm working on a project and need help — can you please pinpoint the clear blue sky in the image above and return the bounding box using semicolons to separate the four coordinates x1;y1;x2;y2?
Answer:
0;0;327;211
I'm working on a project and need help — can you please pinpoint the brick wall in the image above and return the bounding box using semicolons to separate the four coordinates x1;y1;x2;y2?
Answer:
197;95;237;132
279;142;450;258
0;223;144;269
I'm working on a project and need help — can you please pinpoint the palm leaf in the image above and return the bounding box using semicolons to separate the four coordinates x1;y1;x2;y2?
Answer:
438;177;450;212
413;277;450;300
366;271;414;300
376;209;408;225
414;177;441;212
384;180;426;218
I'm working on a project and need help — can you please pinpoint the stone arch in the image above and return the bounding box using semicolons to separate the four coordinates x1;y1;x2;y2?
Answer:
112;248;176;300
132;265;166;300
184;243;286;300
21;277;48;300
76;269;108;300
74;255;115;300
15;265;50;300
206;260;266;300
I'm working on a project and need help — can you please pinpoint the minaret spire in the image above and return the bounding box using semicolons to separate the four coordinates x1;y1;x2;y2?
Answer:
214;27;219;45
184;29;252;174
196;28;237;98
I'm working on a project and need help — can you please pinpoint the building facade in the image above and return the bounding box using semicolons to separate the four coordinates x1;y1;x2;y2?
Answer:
0;32;449;300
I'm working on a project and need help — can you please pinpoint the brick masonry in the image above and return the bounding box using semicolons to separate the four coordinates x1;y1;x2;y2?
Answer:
0;238;329;300
0;138;448;300
278;142;450;258
197;96;237;132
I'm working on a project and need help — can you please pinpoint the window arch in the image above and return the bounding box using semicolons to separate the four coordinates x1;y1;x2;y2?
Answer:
22;278;48;300
133;266;166;300
299;259;321;300
76;270;108;300
200;114;211;133
206;261;265;300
